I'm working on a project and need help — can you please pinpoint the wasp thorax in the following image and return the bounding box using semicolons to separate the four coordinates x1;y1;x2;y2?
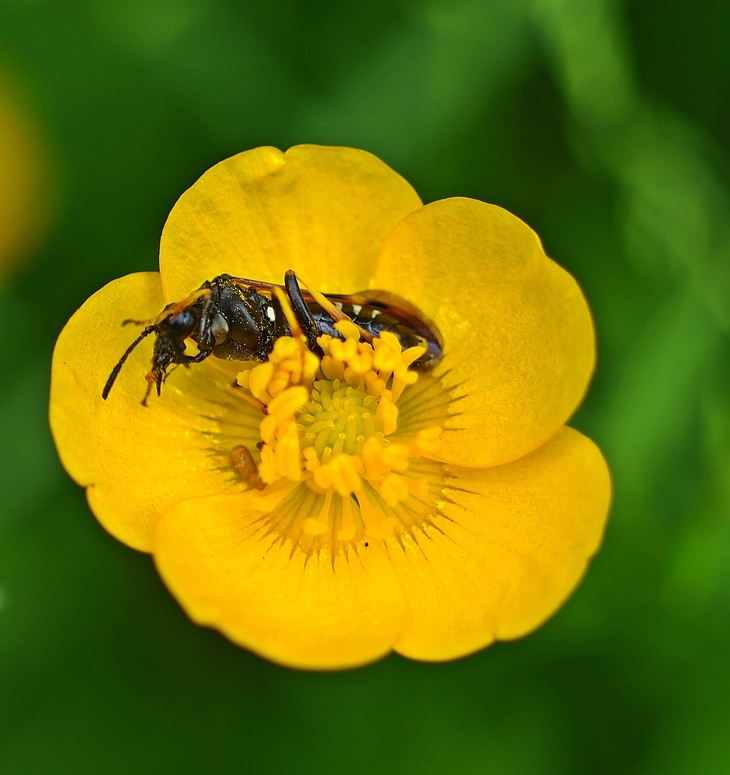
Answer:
234;320;442;541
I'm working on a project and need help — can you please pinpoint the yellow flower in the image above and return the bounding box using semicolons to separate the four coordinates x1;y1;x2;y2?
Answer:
50;145;611;670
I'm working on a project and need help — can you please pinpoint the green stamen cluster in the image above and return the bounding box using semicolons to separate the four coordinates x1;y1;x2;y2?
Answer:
300;380;384;460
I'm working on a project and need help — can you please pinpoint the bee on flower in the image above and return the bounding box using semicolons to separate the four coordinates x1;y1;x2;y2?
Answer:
50;145;611;670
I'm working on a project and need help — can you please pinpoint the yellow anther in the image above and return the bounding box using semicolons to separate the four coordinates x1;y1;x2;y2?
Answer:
334;319;360;341
302;446;320;472
258;444;277;484
343;365;366;389
259;414;278;446
364;371;387;396
267;385;309;422
359;436;385;481
372;332;402;370
372;348;397;373
376;395;398;435
381;473;410;506
391;367;419;402
267;371;291;398
374;330;400;350
329;454;363;496
400;345;426;368
313;465;333;491
347;350;373;375
274;420;302;482
414;427;442;456
381;442;410;472
302;350;319;381
246;336;318;405
271;336;301;360
247;361;275;402
320;355;345;381
330;335;358;362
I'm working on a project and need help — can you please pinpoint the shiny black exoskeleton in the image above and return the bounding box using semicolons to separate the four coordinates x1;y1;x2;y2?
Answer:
102;271;443;404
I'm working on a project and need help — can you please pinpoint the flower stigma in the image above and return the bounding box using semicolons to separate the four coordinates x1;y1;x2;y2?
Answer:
232;319;444;546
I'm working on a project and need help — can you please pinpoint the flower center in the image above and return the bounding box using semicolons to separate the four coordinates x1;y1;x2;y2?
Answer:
232;319;444;543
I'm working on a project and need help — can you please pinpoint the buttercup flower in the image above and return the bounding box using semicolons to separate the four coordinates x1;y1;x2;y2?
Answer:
50;145;610;670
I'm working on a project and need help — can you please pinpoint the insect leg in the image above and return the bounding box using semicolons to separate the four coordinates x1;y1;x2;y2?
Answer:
231;382;268;414
284;270;321;350
195;283;219;351
290;270;375;344
141;369;157;406
272;286;304;339
185;349;214;364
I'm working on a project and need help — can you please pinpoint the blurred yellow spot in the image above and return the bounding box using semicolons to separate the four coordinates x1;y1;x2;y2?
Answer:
0;70;54;279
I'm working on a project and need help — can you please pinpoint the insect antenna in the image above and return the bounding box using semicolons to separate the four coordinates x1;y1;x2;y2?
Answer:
162;364;181;383
102;325;155;400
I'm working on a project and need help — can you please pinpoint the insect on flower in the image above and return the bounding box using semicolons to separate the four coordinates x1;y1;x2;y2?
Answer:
51;145;611;670
102;270;444;405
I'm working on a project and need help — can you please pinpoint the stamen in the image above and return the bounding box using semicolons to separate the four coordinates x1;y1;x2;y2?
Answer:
231;317;445;546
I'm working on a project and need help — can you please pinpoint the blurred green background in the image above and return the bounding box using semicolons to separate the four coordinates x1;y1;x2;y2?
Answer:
2;0;729;772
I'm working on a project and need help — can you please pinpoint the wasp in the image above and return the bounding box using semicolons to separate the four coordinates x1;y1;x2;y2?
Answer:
103;270;443;404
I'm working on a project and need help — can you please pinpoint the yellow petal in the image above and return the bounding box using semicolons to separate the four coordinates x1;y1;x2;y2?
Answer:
159;145;422;301
49;273;261;551
373;198;596;467
388;426;611;661
152;490;405;670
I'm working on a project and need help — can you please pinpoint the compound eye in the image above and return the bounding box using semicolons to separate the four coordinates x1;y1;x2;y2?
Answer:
167;309;196;334
211;313;230;345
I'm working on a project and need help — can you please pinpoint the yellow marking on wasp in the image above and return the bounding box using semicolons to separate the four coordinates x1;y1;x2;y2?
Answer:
294;272;375;344
273;286;304;339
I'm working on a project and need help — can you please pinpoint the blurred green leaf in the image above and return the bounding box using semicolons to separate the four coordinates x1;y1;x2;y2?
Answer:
293;0;530;167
